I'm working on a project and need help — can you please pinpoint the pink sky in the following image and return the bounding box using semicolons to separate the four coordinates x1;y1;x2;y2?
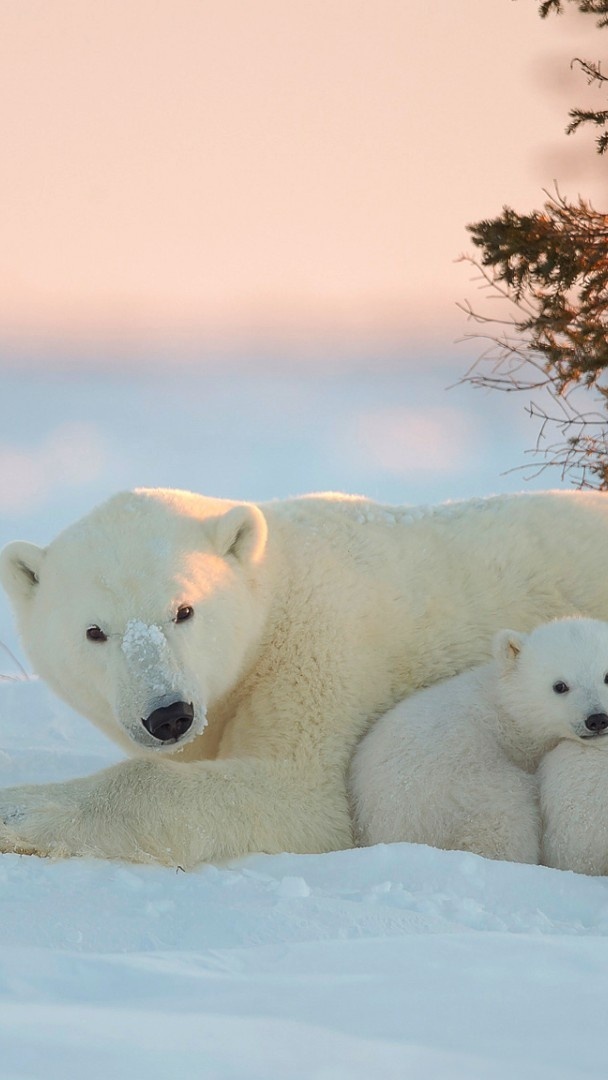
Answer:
0;0;603;361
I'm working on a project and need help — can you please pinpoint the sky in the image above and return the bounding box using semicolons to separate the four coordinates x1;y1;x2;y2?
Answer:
0;0;605;366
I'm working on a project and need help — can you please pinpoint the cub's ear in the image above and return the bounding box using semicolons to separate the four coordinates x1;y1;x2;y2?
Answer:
493;628;524;670
0;542;46;602
214;504;268;565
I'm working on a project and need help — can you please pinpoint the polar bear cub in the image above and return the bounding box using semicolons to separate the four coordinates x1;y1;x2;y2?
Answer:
539;739;608;876
350;617;608;865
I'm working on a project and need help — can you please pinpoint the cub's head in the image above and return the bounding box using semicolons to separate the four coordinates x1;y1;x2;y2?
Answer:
0;489;269;756
495;617;608;747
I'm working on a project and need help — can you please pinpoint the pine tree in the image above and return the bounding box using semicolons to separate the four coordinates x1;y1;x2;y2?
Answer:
460;0;608;488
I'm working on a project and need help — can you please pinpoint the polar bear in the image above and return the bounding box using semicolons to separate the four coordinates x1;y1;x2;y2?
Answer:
540;717;608;876
350;617;608;864
2;488;608;868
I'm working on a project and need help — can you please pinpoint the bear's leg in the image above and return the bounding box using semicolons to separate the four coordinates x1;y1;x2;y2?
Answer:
0;756;353;867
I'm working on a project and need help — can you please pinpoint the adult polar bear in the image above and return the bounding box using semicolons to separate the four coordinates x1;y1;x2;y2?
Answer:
1;486;608;868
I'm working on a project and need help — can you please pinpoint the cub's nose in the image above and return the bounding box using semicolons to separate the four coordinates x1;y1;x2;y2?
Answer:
143;701;194;742
585;712;608;734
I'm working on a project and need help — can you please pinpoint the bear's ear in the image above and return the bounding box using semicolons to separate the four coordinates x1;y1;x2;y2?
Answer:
493;628;524;670
0;542;46;602
213;504;268;565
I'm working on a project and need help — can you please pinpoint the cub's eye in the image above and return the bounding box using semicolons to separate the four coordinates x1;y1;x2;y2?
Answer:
604;673;608;685
86;625;107;643
175;605;194;623
553;681;569;695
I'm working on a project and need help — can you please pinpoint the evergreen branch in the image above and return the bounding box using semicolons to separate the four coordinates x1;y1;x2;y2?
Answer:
539;0;608;26
567;107;608;151
571;57;608;83
458;6;608;488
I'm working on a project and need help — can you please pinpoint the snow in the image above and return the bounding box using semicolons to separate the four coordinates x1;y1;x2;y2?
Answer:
121;619;175;697
1;678;608;1079
121;621;167;658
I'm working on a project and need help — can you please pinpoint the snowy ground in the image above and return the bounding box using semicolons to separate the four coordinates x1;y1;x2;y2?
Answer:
2;678;608;1080
1;367;598;1078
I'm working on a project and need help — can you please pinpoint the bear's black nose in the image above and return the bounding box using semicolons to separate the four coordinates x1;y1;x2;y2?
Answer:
143;701;194;742
585;712;608;733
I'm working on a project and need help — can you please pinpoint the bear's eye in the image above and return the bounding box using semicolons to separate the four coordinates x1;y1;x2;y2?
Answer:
86;625;107;643
175;605;194;623
553;681;569;695
604;673;608;685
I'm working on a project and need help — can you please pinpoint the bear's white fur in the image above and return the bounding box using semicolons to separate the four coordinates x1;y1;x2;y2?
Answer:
3;489;608;868
538;620;608;874
350;617;608;864
539;742;608;875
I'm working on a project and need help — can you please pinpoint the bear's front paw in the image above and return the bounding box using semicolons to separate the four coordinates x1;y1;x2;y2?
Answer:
1;803;28;826
0;820;50;858
0;784;84;859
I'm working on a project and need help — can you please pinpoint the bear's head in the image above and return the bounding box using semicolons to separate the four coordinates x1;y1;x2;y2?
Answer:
494;617;608;751
0;489;270;756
